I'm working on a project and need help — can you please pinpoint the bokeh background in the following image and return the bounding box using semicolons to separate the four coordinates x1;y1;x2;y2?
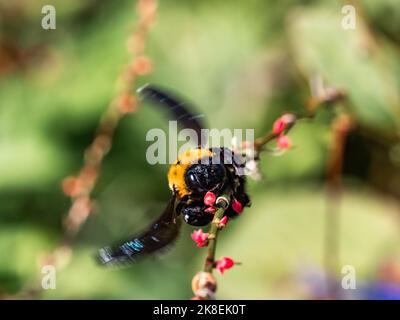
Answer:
1;0;400;299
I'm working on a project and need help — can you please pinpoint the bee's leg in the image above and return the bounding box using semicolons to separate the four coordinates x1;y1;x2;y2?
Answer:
179;196;213;227
175;195;189;216
187;197;195;205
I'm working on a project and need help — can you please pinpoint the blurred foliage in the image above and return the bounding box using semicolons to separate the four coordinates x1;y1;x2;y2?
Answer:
1;0;400;299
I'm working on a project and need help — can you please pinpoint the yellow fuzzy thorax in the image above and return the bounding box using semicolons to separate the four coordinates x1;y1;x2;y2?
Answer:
167;148;213;199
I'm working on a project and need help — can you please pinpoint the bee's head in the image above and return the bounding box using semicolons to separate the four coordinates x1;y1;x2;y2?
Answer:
184;160;226;194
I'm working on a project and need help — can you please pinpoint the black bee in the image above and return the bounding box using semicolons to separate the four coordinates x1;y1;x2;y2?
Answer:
98;85;250;266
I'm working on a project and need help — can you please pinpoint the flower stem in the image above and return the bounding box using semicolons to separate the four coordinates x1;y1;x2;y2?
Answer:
13;0;158;299
324;113;354;299
193;80;347;299
204;207;226;273
203;191;231;273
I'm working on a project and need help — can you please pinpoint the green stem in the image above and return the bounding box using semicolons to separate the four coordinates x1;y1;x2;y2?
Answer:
204;193;230;273
204;207;225;272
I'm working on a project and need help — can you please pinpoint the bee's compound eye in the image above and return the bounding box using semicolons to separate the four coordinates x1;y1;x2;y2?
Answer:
182;206;213;226
184;163;226;194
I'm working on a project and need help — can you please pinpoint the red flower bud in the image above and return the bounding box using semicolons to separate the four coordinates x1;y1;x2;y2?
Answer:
273;118;286;135
215;256;235;275
276;135;292;150
61;176;82;197
203;191;216;206
273;114;296;135
232;199;243;214
118;93;138;113
132;56;153;76
218;216;228;228
191;229;209;247
204;207;216;214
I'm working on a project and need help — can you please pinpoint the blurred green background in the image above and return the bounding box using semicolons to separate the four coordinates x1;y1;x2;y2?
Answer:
1;0;400;299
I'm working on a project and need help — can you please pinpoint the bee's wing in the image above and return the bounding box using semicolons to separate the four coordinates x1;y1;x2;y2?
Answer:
137;84;207;147
98;196;181;267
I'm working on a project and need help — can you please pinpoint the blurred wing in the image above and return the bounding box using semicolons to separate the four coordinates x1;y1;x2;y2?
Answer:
98;196;181;267
138;84;207;147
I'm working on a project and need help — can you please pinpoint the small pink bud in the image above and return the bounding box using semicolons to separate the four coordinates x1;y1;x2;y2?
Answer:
215;256;235;275
132;56;153;75
273;114;296;135
232;199;243;214
273;118;286;135
204;207;216;214
241;141;252;149
218;216;228;228
203;191;216;206
276;135;292;150
197;241;208;248
191;229;209;247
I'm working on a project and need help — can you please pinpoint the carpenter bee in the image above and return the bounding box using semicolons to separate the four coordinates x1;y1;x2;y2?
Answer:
98;85;250;266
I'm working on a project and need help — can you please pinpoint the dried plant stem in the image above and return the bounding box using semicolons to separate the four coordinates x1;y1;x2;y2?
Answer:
324;113;354;299
13;0;158;299
63;0;157;240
